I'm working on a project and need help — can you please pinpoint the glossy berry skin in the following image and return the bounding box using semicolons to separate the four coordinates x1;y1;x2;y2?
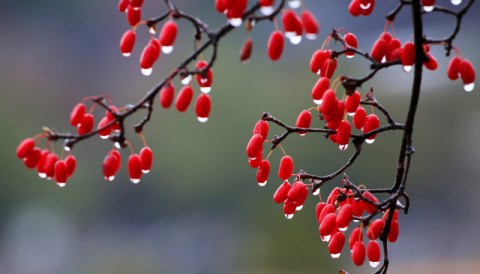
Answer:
240;38;253;64
253;121;269;141
126;5;141;27
160;20;178;47
310;50;328;74
273;181;292;203
349;0;362;17
383;209;399;221
195;94;212;120
312;77;330;103
386;39;401;61
401;42;415;67
43;153;58;179
346;91;361;114
337;120;351;147
24;147;42;169
424;53;438;71
320;58;337;79
296;110;312;136
388;220;400;242
319;213;337;237
287;181;305;202
363;114;380;142
459;59;475;85
355;200;365;217
295;185;309;209
55;160;67;186
380;31;392;43
367;219;385;240
367;240;381;264
17;138;35;159
300;10;319;38
336;203;353;230
371;38;388;63
344;33;358;58
316;202;327;221
247;134;264;158
175;86;194;112
447;57;461;80
318;204;336;225
284;199;296;217
118;0;129;12
65;155;76;177
70;103;86;127
103;154;117;181
329;232;345;256
98;116;112;139
106;106;118;122
249;151;262;168
140;147;153;173
278;156;294;180
215;0;226;13
120;30;136;56
362;190;379;214
36;149;50;178
128;154;143;184
321;90;337;116
78;114;94;136
352;241;366;266
267;30;284;61
362;0;375;16
225;0;247;19
195;60;213;89
349;228;363;251
140;44;158;70
422;0;436;7
256;160;270;184
160;82;175;108
281;9;298;34
327;101;345;131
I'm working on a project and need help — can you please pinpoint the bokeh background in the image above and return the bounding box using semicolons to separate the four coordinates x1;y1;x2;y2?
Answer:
1;0;479;273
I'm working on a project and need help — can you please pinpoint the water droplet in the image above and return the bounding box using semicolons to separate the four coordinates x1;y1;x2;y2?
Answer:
64;146;71;152
258;181;267;187
47;177;52;181
338;144;348;151
228;18;243;27
347;112;355;117
381;56;387;63
313;99;323;105
198;117;208;123
250;157;256;161
200;87;211;94
38;173;46;178
451;0;462;5
306;33;317;40
122;52;131;57
288;0;301;9
423;5;434;12
141;68;152;76
181;74;192;85
321;235;331;242
360;3;371;9
353;219;360;223
114;128;121;133
242;59;250;64
284;31;295;39
299;133;306;137
133;7;140;11
108;176;115;181
290;35;302;45
100;134;110;140
200;78;208;84
464;82;474;92
316;69;321;75
313;188;320;195
296;205;303;211
260;6;274;16
366;139;375;144
285;213;294;219
369;261;380;268
142;169;150;174
131;178;140;184
149;27;156;34
56;182;66;187
339;226;348;232
331;253;341;259
403;65;413;73
346;54;354;59
162;46;173;54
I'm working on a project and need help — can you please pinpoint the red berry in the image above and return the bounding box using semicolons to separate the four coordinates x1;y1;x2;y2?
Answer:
36;149;50;178
55;160;67;187
300;10;319;39
401;42;415;69
253;120;269;141
160;20;178;49
328;232;345;258
128;154;143;184
23;147;42;169
320;213;337;237
337;120;351;148
367;219;385;240
70;103;86;127
422;0;436;9
353;106;367;130
175;86;194;112
160;82;175;108
120;30;136;57
321;89;338;116
267;30;284;61
281;9;298;34
65;155;76;177
249;151;262;168
312;77;330;104
118;0;129;12
383;209;399;221
367;240;381;265
327;101;345;131
287;181;305;202
316;202;327;221
215;0;226;13
423;53;438;71
336;203;353;230
326;187;342;205
310;50;328;74
106;106;118;122
352;241;366;266
362;0;375;16
346;91;361;115
349;0;362;17
295;185;309;210
140;147;153;173
78;114;94;135
296;110;312;136
274;181;292;203
98;116;112;139
320;57;337;79
349;227;363;251
257;160;270;185
329;134;337;144
247;134;264;159
363;114;380;143
110;149;122;173
344;33;358;58
371;38;388;63
17;138;35;159
380;31;392;43
195;60;213;91
103;153;117;181
278;156;294;181
318;204;336;225
126;5;141;27
140;43;158;72
355;200;365;217
130;0;144;8
43;153;58;180
195;94;212;122
363;190;379;214
389;47;402;61
447;57;461;80
284;199;296;218
225;0;247;20
388;220;400;242
240;38;253;64
459;59;476;88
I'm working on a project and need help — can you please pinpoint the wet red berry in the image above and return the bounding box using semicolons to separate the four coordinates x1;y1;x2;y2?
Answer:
253;120;269;141
55;160;67;187
301;10;319;39
318;203;336;225
140;147;153;173
120;30;136;57
310;50;328;74
320;57;337;79
78;114;94;135
257;160;270;185
70;103;86;127
274;181;292;203
296;110;312;136
195;94;212;122
459;59;475;87
140;43;158;72
346;91;361;115
247;134;264;159
363;190;379;214
336;203;353;230
401;42;415;69
349;0;362;17
126;5;141;27
362;0;375;16
423;53;438;71
267;30;284;61
447;57;461;80
327;101;345;131
321;90;338;116
349;227;363;251
284;199;296;218
65;155;76;177
386;38;401;61
278;156;294;181
17;138;35;159
23;147;42;169
352;241;366;266
337;120;351;148
175;86;194;112
249;151;262;168
195;60;213;91
240;38;253;64
388;219;399;242
36;149;50;178
287;181;305;202
43;153;58;180
118;0;129;12
312;77;330;104
329;232;345;258
371;38;388;63
320;213;337;237
160;82;175;108
344;33;358;58
98;116;112;139
355;200;365;217
128;154;143;184
103;153;117;181
363;114;380;143
367;240;381;265
316;202;327;221
367;219;385;240
295;185;309;210
160;20;178;49
353;107;366;130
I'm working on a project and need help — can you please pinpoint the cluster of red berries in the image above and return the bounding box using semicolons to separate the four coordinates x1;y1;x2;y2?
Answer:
316;187;399;266
16;137;76;187
421;0;464;12
70;98;120;138
349;0;375;17
215;0;248;27
102;146;152;184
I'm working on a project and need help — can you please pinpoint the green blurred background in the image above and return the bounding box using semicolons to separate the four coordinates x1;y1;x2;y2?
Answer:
1;0;479;273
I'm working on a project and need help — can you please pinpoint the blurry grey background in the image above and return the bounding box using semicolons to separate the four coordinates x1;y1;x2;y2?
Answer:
1;0;479;273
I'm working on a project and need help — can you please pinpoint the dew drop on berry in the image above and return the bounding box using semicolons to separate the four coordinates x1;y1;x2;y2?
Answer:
149;26;156;34
339;226;348;232
360;3;371;9
39;173;47;178
285;213;294;219
313;188;320;195
228;18;243;27
288;0;301;9
296;205;303;211
331;253;341;259
381;56;386;63
321;235;331;242
370;261;380;267
131;178;140;184
122;53;131;57
100;134;110;140
162;46;173;54
200;87;211;94
56;182;66;188
64;146;71;152
423;6;434;12
105;176;115;181
339;144;348;151
366;139;375;144
198;117;208;123
403;65;413;73
290;35;302;45
141;68;152;76
346;54;354;59
115;142;121;149
260;6;274;15
181;74;192;85
306;33;317;40
451;0;462;5
314;99;322;105
258;181;267;187
464;83;474;92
